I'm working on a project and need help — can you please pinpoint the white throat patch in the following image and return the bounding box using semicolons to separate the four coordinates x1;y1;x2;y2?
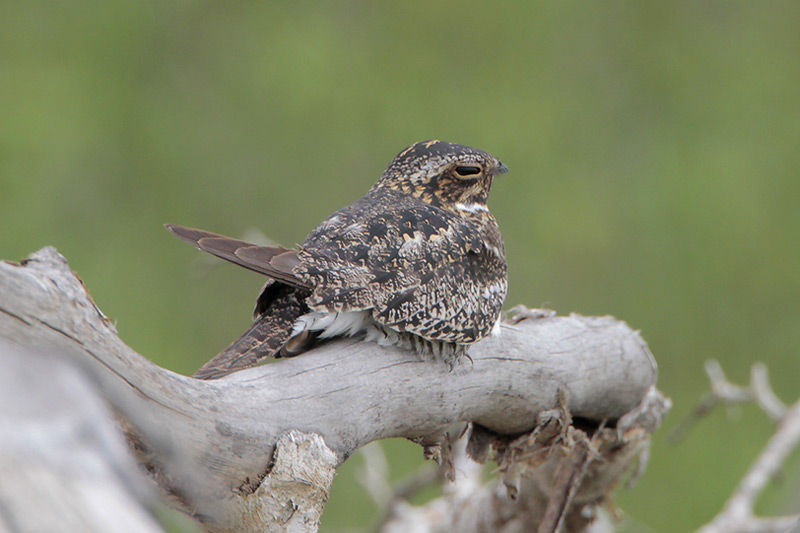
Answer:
455;202;489;214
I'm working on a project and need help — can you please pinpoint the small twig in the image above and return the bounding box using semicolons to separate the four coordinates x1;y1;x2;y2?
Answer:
505;305;557;324
370;467;446;533
536;389;601;533
537;435;594;533
750;363;787;422
625;442;650;490
696;369;800;533
359;442;446;533
392;466;444;503
705;360;752;402
669;360;787;443
357;442;392;509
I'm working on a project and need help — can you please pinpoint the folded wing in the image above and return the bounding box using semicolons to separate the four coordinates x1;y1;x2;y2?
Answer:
165;224;310;289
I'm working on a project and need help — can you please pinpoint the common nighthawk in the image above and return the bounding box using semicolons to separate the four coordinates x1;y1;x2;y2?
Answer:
167;140;508;379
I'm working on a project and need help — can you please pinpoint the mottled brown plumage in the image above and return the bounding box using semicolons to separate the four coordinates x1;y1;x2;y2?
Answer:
168;140;508;379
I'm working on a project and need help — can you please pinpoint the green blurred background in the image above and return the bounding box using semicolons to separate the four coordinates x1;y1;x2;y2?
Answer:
2;1;799;531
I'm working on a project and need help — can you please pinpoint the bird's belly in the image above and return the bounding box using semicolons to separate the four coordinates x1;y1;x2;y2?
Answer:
292;310;372;339
291;309;502;363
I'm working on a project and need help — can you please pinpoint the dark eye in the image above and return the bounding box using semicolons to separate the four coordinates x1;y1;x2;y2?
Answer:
454;165;482;177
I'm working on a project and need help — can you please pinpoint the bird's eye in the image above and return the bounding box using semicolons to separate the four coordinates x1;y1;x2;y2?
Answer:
454;165;482;178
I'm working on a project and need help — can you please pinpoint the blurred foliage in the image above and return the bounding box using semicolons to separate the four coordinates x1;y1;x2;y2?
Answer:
2;1;799;531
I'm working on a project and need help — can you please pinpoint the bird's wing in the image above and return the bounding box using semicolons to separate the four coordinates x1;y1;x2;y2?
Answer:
296;193;506;343
165;224;311;289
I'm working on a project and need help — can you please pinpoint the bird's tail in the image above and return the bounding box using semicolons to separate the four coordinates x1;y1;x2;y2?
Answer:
192;318;285;380
193;287;311;380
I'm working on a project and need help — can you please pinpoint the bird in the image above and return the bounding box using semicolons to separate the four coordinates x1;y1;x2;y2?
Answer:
167;140;508;379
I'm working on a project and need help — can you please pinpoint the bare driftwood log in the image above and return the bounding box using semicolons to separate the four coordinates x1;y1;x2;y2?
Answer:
0;247;667;532
0;340;163;533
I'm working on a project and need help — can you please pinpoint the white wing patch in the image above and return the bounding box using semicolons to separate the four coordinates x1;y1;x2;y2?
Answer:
293;310;371;339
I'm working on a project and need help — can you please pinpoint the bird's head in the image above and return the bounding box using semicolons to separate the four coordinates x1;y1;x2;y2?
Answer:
372;140;508;212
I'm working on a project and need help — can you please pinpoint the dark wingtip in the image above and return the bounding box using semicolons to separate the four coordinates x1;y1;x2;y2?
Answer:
165;224;232;240
164;223;191;234
164;224;217;249
164;223;189;237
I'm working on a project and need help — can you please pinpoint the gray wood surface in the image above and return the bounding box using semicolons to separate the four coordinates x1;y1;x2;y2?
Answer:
0;247;661;532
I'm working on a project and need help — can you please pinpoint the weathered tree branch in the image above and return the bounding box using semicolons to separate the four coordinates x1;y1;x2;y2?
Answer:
0;339;164;533
0;247;665;531
669;361;788;444
690;362;800;533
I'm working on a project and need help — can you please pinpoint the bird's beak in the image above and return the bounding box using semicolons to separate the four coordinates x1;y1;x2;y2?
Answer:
494;161;509;175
